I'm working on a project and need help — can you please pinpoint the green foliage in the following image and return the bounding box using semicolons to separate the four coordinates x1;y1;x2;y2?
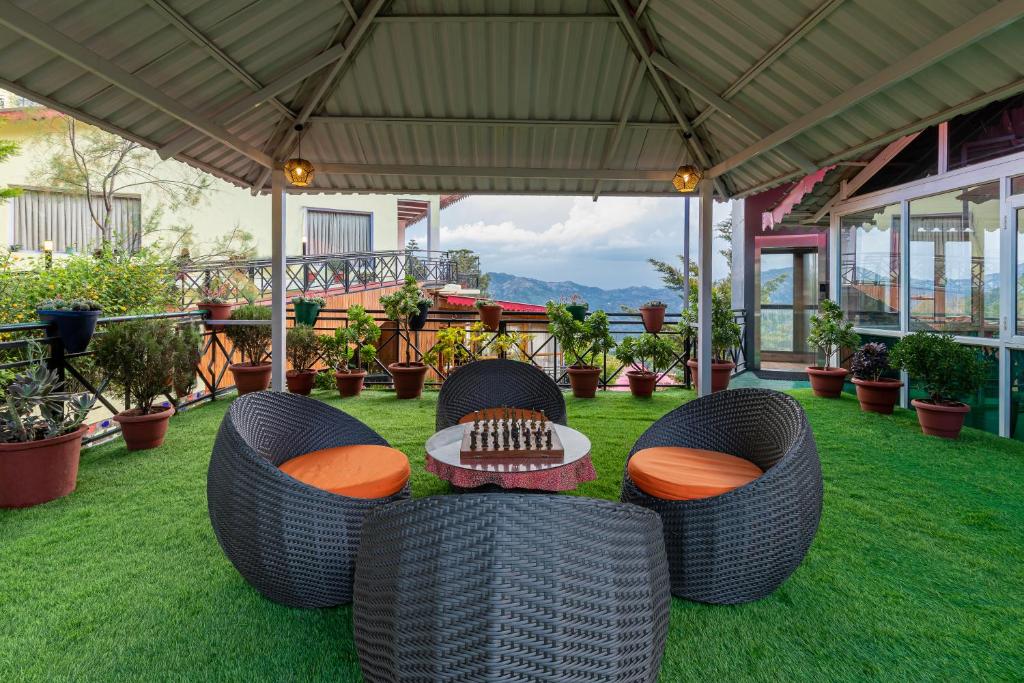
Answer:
808;299;860;368
474;298;498;309
641;300;667;308
679;287;742;361
0;342;95;443
36;298;101;312
546;303;614;368
890;332;987;404
291;295;326;307
0;138;21;204
286;324;320;372
225;305;272;366
616;333;675;374
380;276;426;364
92;319;182;413
323;305;381;372
425;326;469;374
447;248;489;291
169;323;202;398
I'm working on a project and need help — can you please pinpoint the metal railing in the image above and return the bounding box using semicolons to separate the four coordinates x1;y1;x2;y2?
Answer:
175;249;479;305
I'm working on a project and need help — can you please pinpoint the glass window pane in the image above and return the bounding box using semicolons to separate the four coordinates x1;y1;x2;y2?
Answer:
840;203;901;329
909;182;1000;338
1017;208;1024;335
1012;175;1024;196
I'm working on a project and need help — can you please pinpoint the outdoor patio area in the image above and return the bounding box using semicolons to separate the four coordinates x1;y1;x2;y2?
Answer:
4;388;1021;681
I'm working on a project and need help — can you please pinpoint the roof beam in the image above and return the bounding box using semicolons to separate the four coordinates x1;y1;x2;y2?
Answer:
143;0;295;119
317;163;677;181
607;0;728;197
251;0;388;191
374;15;618;23
650;53;817;172
709;0;1024;178
691;0;844;127
805;132;920;223
156;6;383;160
0;0;273;168
308;115;679;129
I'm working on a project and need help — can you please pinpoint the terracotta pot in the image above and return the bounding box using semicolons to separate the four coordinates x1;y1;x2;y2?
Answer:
0;426;86;508
286;369;316;395
639;306;667;334
626;370;658;398
806;366;849;398
114;405;174;451
477;304;503;332
389;362;427;399
686;359;735;394
335;369;367;397
911;399;970;439
852;377;903;414
199;302;232;330
229;363;272;395
567;365;601;398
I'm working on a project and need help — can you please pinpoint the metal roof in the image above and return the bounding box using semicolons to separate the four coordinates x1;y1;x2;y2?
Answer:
0;0;1021;198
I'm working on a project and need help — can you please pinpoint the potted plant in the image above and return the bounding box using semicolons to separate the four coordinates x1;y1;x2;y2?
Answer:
292;295;326;326
170;322;202;401
285;324;320;395
426;326;472;376
805;299;860;398
0;342;95;508
890;332;987;439
475;298;503;332
381;276;430;398
850;342;903;414
639;300;668;334
93;319;181;450
36;298;102;353
197;277;233;330
616;333;675;398
409;293;432;331
547;303;614;398
681;289;741;393
563;294;589;322
225;303;273;395
324;305;381;397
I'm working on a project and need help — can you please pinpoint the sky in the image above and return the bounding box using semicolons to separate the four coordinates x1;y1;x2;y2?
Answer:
407;195;733;290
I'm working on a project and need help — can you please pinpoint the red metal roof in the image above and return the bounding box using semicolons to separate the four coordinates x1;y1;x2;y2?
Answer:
443;295;546;313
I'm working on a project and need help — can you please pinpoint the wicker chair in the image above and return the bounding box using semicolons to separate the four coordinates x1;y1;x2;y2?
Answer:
435;358;567;431
353;494;670;683
207;392;410;608
620;388;822;605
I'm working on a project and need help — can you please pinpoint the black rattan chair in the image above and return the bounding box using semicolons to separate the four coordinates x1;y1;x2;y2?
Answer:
620;388;822;604
435;358;567;430
353;494;670;683
207;391;410;608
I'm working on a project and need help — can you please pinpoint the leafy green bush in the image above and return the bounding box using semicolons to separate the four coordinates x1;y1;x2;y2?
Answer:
323;305;381;372
225;304;272;366
808;299;859;368
93;319;182;414
170;323;202;398
286;324;320;372
546;303;614;368
0;342;95;442
380;276;425;364
679;288;742;361
890;332;986;404
616;333;675;374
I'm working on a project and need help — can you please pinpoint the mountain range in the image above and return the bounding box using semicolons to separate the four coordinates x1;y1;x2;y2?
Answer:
486;272;679;311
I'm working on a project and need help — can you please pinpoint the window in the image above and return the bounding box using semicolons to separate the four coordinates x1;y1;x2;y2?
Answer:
10;189;141;252
304;210;371;255
948;93;1024;170
839;203;901;329
909;181;1000;338
1017;207;1024;335
1012;175;1024;196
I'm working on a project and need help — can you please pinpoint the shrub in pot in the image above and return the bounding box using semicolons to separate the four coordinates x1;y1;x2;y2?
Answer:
225;303;273;395
547;303;614;398
806;299;860;398
616;333;675;398
851;342;903;414
0;342;95;508
475;298;503;332
36;298;102;353
381;277;430;398
93;319;184;450
890;332;987;439
426;326;472;377
170;322;202;401
323;305;381;397
680;288;741;393
639;300;668;334
292;295;326;326
285;324;320;395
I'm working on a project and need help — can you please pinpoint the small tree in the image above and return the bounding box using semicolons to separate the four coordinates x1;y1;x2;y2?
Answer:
380;276;425;366
546;303;614;368
92;319;179;414
324;305;381;373
890;332;987;405
286;324;321;373
616;334;675;375
447;248;490;291
808;299;859;369
225;304;272;366
679;288;742;361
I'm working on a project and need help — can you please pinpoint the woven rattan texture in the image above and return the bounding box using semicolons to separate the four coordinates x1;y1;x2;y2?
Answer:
435;359;568;431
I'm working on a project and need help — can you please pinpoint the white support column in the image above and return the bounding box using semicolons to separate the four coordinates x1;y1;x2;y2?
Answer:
698;179;714;397
682;195;691;305
426;198;440;253
270;169;287;392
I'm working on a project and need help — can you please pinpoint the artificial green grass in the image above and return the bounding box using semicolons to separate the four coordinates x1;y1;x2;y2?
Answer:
2;388;1023;681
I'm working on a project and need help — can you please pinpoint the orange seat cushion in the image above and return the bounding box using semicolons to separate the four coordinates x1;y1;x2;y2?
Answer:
458;407;545;424
279;445;410;499
627;447;763;501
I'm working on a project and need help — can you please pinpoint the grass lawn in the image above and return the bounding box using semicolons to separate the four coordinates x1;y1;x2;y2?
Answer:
2;387;1023;681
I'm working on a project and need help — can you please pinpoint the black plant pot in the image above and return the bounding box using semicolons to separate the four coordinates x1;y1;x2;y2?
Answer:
409;301;431;331
37;309;101;353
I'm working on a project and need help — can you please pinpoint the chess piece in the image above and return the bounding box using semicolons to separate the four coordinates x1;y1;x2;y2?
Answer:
545;427;553;450
523;427;531;449
470;429;478;450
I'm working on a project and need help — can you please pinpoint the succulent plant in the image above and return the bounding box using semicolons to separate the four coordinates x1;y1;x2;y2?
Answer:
0;342;95;443
36;298;101;312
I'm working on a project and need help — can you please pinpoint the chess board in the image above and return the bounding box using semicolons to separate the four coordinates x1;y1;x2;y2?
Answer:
459;418;564;464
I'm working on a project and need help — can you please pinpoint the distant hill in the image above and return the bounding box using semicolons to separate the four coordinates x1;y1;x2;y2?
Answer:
485;272;679;311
